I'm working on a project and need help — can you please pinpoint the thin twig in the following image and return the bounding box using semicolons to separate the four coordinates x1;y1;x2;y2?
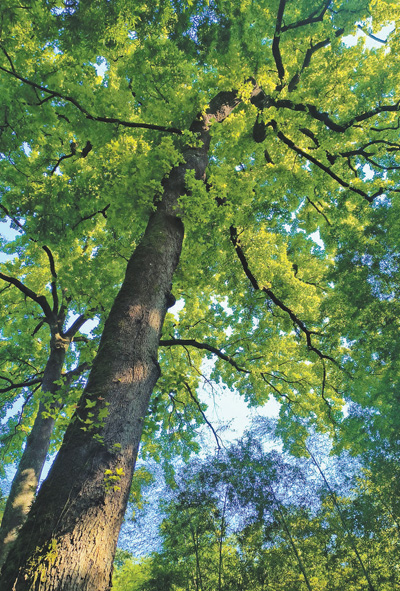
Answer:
71;204;110;230
183;381;223;450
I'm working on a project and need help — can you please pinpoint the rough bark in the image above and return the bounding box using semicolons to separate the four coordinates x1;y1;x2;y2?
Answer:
0;91;241;591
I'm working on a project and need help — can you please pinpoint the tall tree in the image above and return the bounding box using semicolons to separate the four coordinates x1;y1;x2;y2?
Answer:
0;0;400;588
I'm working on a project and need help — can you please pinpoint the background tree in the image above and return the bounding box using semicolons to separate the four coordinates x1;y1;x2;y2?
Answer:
112;434;400;591
0;0;399;588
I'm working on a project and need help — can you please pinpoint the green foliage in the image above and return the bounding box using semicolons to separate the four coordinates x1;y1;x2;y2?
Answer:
1;0;400;451
104;467;125;494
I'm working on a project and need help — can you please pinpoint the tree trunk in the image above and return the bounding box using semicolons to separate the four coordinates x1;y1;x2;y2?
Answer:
0;333;69;569
0;91;240;591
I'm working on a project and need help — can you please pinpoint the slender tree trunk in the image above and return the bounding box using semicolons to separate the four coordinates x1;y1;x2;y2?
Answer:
306;446;376;591
217;491;227;591
0;91;241;591
268;484;313;591
190;527;204;591
0;334;69;569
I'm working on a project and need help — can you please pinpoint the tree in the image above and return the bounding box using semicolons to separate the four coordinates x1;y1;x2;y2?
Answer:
1;0;400;588
0;243;95;567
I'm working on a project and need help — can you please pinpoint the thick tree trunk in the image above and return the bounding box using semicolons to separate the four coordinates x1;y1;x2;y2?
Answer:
0;334;69;569
0;91;240;591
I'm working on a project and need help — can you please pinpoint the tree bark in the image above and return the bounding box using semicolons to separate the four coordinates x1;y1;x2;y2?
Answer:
0;332;70;570
0;91;240;591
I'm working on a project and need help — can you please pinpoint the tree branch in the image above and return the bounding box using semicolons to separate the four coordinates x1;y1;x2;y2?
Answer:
62;361;91;385
0;272;53;319
339;140;400;172
260;374;295;403
357;24;392;44
269;120;383;203
349;102;400;127
268;98;347;132
257;94;400;135
0;376;43;394
371;117;400;132
229;226;338;365
42;245;58;314
159;338;249;373
306;195;332;226
71;204;110;230
306;445;376;591
288;29;344;91
281;0;332;32
64;311;96;338
0;57;183;135
320;359;335;422
0;203;36;242
183;381;223;450
272;0;287;82
0;204;25;234
32;318;47;336
50;152;75;175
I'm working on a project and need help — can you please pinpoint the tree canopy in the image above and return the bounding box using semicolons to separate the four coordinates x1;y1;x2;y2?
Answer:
0;0;400;589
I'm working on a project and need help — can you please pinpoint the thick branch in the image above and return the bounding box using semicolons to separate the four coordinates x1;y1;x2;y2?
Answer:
339;140;400;172
272;0;287;81
281;0;332;32
64;312;96;338
0;376;43;395
349;102;400;127
269;98;347;132
261;96;400;135
62;361;91;385
288;29;344;91
0;272;53;319
42;245;58;314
